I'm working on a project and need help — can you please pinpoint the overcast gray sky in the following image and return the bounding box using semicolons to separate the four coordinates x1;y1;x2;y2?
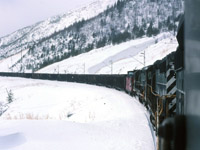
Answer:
0;0;94;37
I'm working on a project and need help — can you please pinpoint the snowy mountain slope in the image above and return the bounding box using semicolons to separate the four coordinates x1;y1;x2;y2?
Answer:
0;77;155;150
0;0;184;72
36;32;177;74
0;0;117;59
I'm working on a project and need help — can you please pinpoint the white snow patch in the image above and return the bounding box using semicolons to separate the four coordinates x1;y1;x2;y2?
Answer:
0;77;155;150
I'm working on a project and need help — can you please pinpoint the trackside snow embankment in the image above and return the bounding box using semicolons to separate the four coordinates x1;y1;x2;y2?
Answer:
0;77;155;150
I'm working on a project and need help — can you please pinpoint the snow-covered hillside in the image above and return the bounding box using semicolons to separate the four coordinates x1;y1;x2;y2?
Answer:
0;77;155;150
0;0;117;58
0;0;117;45
0;32;178;74
36;32;177;74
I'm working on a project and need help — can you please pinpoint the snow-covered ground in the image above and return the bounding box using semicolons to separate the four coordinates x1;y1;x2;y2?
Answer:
0;77;155;150
36;32;178;74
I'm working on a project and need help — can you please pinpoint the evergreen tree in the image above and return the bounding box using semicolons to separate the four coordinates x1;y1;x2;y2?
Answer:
51;45;55;51
138;28;145;37
133;25;140;38
147;22;153;37
6;89;14;104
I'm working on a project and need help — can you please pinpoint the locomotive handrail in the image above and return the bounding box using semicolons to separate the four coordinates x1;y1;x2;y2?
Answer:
147;84;176;99
147;84;160;97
